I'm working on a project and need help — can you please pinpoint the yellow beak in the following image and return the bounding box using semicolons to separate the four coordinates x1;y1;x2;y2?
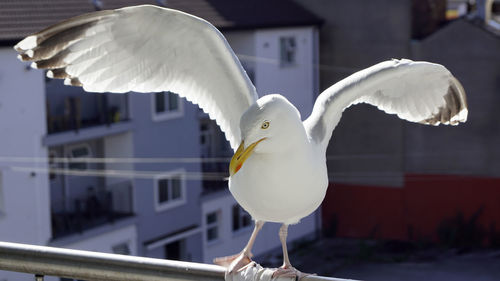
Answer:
229;138;266;177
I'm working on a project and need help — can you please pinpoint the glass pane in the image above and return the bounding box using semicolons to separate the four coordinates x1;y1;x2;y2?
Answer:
71;146;89;157
155;92;166;113
171;177;181;199
206;212;217;224
232;204;240;231
112;243;131;255
207;226;218;241
242;211;251;228
158;179;169;203
280;37;287;63
280;37;296;66
168;91;179;111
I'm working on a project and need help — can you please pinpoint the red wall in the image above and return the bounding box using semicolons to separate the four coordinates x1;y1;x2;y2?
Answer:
322;174;500;243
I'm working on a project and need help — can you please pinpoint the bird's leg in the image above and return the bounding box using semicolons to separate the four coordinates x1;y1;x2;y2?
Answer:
272;223;311;280
214;220;264;273
280;223;292;269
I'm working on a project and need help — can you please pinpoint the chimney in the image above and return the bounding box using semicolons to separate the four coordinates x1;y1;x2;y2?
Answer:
476;0;493;24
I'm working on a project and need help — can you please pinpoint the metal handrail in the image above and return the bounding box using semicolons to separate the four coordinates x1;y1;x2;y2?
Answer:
0;241;355;281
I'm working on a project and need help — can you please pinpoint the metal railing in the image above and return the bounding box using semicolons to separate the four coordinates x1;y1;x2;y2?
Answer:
0;241;355;281
51;181;134;239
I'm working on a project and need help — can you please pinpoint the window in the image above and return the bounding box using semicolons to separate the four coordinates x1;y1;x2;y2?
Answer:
232;204;252;232
112;242;131;255
206;210;220;242
66;144;91;170
164;239;185;260
155;171;186;211
48;150;59;180
279;36;296;67
152;91;183;121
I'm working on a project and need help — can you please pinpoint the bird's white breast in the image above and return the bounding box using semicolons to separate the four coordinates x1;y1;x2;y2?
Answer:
229;144;328;225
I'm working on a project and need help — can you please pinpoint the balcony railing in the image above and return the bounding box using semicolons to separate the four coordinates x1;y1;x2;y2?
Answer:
0;241;355;281
51;180;134;239
46;93;130;134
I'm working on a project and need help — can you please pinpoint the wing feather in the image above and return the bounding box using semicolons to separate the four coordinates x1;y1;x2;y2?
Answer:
15;5;257;150
304;59;468;150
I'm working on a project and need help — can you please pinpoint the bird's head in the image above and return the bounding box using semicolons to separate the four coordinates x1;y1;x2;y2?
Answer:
229;94;303;176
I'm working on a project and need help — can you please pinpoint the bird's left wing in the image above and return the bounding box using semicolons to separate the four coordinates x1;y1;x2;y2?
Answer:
304;59;468;150
14;5;258;150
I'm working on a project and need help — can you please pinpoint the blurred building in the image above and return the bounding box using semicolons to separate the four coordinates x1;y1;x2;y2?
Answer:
0;0;321;280
295;0;500;245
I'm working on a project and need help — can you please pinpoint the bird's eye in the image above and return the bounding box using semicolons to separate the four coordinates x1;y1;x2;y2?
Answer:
261;121;270;129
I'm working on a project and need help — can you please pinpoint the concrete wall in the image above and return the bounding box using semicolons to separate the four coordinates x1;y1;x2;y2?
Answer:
293;0;413;187
323;175;500;243
302;4;500;242
0;48;51;244
408;19;500;177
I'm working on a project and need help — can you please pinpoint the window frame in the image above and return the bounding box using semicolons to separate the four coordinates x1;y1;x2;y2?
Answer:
205;210;221;243
112;241;131;255
232;204;252;233
151;91;184;122
154;169;187;212
279;36;297;67
66;143;92;171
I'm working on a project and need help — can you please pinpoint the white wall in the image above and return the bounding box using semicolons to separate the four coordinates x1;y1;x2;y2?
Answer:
0;48;51;245
225;31;257;81
201;193;317;263
0;47;51;281
104;132;134;186
255;27;317;119
226;27;318;119
59;224;138;254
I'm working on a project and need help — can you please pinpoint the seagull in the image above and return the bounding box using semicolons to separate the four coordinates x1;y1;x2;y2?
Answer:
14;5;468;279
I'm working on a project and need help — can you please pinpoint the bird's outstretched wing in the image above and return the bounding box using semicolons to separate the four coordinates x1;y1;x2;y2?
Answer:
14;5;258;150
304;59;468;149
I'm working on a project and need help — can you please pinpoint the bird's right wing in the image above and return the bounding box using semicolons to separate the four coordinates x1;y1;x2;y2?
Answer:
14;5;258;150
304;59;468;150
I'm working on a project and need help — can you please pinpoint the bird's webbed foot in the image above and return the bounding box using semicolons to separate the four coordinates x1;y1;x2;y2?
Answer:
214;251;253;274
272;264;313;280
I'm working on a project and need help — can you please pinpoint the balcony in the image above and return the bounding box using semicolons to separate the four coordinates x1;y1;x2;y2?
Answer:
46;93;130;135
51;180;134;239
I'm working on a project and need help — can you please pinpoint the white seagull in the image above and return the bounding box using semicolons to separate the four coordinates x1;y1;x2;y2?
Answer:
15;5;468;279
